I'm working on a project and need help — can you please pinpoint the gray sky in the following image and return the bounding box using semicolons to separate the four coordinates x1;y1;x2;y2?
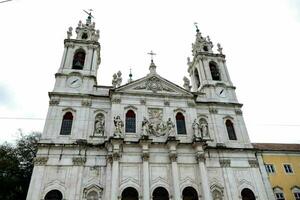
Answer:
1;0;300;143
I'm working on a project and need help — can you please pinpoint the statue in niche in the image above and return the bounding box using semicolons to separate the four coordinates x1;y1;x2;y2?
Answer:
113;115;124;138
94;114;105;136
199;118;209;138
192;119;201;138
166;118;176;137
141;117;150;137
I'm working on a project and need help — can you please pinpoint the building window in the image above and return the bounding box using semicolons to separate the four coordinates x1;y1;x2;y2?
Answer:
72;49;86;70
176;112;186;134
125;110;136;133
265;164;275;173
241;188;256;200
283;164;293;173
209;61;221;81
60;112;73;135
194;68;200;89
275;193;285;200
86;191;99;200
274;187;285;200
294;192;300;200
225;119;237;140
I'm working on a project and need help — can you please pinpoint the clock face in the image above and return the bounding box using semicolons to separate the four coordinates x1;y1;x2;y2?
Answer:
216;87;227;98
67;76;82;88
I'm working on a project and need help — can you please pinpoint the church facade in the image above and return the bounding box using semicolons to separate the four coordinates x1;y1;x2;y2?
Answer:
26;16;275;200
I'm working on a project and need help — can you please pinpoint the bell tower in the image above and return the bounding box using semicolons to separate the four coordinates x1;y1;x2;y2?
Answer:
53;13;101;93
187;25;238;103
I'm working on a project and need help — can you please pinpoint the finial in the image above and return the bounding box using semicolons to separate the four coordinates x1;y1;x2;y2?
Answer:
128;68;133;83
147;50;157;74
83;9;94;25
194;22;200;33
217;43;223;54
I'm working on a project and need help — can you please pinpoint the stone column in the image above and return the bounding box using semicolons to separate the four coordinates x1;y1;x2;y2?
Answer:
167;139;181;200
140;138;152;200
194;142;212;200
110;138;123;200
111;153;120;200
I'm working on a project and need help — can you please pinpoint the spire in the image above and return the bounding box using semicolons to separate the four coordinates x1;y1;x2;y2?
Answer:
191;22;213;56
147;50;157;74
83;9;94;25
128;68;133;83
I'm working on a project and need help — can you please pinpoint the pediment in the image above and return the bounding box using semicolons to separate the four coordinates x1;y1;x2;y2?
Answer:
114;74;193;97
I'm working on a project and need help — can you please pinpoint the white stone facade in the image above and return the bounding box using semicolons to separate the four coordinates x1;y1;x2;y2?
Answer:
26;17;275;200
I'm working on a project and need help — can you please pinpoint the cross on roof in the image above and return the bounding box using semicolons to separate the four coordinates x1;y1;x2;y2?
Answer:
147;50;156;62
83;9;94;19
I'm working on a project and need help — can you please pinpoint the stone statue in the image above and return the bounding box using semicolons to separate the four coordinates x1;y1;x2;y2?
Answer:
93;30;100;41
67;27;73;39
94;114;105;136
183;76;191;91
116;71;122;87
141;117;150;137
199;119;209;138
217;43;223;54
113;116;124;138
112;73;118;88
166;118;176;137
192;119;201;138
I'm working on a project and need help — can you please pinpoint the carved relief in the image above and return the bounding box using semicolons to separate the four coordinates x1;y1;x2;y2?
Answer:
248;159;259;168
209;108;218;114
113;116;124;138
82;100;92;107
49;99;60;106
219;159;231;167
134;77;174;93
94;113;105;136
72;157;86;166
235;109;243;115
34;157;48;165
111;97;121;104
147;108;167;136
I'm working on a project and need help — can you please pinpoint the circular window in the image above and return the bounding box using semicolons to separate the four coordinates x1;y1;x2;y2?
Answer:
203;46;209;51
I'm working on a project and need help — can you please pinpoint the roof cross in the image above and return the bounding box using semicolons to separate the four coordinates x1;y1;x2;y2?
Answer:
147;50;156;62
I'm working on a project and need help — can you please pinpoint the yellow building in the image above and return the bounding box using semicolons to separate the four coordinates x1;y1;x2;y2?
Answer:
253;143;300;200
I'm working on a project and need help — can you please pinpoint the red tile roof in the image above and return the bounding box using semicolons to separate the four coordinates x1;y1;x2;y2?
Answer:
252;143;300;151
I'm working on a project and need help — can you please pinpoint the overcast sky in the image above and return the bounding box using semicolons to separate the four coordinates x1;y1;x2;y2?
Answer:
0;0;300;144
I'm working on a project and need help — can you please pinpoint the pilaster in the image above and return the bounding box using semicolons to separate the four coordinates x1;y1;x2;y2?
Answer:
139;138;152;200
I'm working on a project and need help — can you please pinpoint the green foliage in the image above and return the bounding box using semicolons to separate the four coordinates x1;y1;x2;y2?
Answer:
0;131;41;200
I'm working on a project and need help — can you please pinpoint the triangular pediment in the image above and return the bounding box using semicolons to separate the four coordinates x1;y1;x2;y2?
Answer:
114;74;193;97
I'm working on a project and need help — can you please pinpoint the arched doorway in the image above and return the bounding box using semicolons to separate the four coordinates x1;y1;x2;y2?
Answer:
241;188;256;200
153;187;169;200
44;190;63;200
121;187;139;200
182;187;198;200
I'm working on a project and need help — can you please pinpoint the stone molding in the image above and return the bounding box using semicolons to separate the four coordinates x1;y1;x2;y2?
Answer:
219;159;231;167
72;157;86;166
34;157;48;166
248;159;259;168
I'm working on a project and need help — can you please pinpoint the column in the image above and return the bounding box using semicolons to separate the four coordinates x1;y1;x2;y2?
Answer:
142;153;150;200
194;142;212;200
104;155;113;200
111;153;120;200
167;140;181;200
170;153;181;200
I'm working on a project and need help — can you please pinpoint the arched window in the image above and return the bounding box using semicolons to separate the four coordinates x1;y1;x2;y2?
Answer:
121;187;139;200
209;62;221;81
86;191;99;200
292;187;300;200
273;187;285;200
176;112;186;134
153;187;169;200
182;187;198;200
226;119;237;140
72;49;86;70
241;188;256;200
125;110;136;133
194;68;200;89
60;112;73;135
44;190;63;200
